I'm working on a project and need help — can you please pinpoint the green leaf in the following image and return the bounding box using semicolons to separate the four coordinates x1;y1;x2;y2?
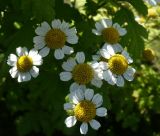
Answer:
17;113;40;136
114;8;148;59
21;0;55;22
120;0;148;16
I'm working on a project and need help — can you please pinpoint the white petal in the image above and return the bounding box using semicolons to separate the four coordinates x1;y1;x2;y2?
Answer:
92;93;103;108
95;22;104;32
121;50;129;58
17;72;30;82
108;74;117;85
60;20;69;30
60;72;72;81
62;58;76;71
106;44;115;55
65;27;77;35
148;0;157;5
62;62;72;72
41;21;51;32
76;52;85;64
103;70;113;81
29;48;38;57
67;35;78;44
9;67;18;78
102;43;108;50
113;23;121;30
22;47;28;55
116;76;124;87
30;66;39;78
39;47;50;57
64;103;74;110
103;70;117;85
21;72;31;82
112;44;123;53
100;49;110;59
16;47;23;56
65;116;77;128
17;73;23;82
62;45;74;55
71;89;84;104
34;43;45;50
91;78;103;88
85;89;94;101
33;36;45;45
74;89;84;101
80;122;88;135
7;54;17;66
35;25;48;36
51;19;61;28
89;119;101;130
118;28;127;36
54;49;64;60
100;19;109;28
92;29;101;35
90;61;99;69
104;19;112;27
99;61;108;70
127;56;133;64
94;69;103;79
96;107;107;117
32;55;43;66
70;82;86;93
123;67;136;81
8;54;17;61
122;50;133;64
70;82;80;93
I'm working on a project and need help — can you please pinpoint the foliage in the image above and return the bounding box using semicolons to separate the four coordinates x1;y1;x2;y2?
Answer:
0;0;160;136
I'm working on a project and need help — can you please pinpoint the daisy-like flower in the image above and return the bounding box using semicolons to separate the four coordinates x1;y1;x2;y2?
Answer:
144;0;160;5
7;47;43;82
60;52;103;92
92;19;127;46
92;43;123;62
64;88;107;135
33;19;78;59
99;43;136;87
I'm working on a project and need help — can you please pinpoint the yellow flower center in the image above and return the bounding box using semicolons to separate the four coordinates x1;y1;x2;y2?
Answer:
102;27;120;44
108;54;128;75
74;100;96;122
72;64;94;85
143;48;155;61
148;9;158;18
45;29;66;49
17;56;33;72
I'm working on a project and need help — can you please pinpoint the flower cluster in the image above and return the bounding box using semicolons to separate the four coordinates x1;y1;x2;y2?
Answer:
92;19;135;87
7;18;136;134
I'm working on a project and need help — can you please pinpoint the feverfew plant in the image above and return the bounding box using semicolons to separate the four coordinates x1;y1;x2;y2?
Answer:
2;0;159;136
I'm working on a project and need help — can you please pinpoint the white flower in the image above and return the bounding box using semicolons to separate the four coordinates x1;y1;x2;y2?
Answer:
33;19;78;59
99;43;136;87
92;43;123;62
64;88;107;135
60;52;103;92
144;0;160;5
92;19;127;45
7;47;43;82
